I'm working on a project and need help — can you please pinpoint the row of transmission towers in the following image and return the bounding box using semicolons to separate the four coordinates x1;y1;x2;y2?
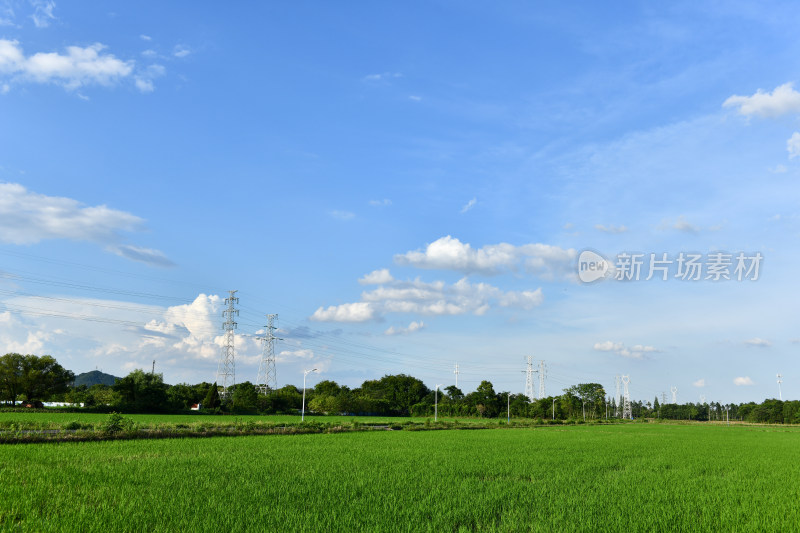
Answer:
215;290;281;399
523;356;546;401
614;374;632;419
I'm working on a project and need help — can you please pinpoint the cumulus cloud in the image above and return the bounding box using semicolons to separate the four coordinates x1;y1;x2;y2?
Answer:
787;132;800;159
310;302;376;323
369;199;392;206
734;376;754;386
0;182;171;266
460;198;477;213
311;276;543;323
723;82;800;118
359;268;394;285
0;39;134;91
595;224;627;234
693;379;706;387
395;235;576;279
594;341;658;359
744;337;771;347
384;321;425;336
173;44;191;58
134;63;165;93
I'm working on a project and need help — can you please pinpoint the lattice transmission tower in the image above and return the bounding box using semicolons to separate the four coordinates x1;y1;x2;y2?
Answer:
524;356;536;402
622;375;632;419
671;386;678;404
215;290;238;399
777;373;783;401
614;374;621;417
256;314;281;394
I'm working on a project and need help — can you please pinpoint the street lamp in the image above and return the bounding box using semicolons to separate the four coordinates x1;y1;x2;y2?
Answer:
552;396;557;420
301;368;318;422
434;384;443;422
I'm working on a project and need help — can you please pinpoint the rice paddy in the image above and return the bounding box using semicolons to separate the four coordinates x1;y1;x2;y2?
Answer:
2;423;799;531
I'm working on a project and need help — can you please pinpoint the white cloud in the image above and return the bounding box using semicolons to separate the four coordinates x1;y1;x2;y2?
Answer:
173;44;190;58
369;199;392;206
276;348;315;363
395;235;577;279
359;268;394;285
734;376;754;386
134;63;165;93
311;276;543;323
594;341;657;359
329;210;355;220
30;0;56;28
0;182;170;265
595;224;628;234
409;95;421;102
787;132;800;159
140;35;152;41
723;82;800;118
310;302;376;323
362;72;402;82
693;379;706;387
744;337;771;347
460;198;477;213
770;164;788;173
0;39;134;91
141;49;157;58
0;2;13;26
659;215;700;233
384;321;425;336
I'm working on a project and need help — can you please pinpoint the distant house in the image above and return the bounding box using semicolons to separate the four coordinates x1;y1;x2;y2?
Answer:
22;401;44;409
190;403;202;411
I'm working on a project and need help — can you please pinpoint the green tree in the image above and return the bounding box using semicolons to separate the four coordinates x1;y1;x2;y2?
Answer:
203;382;221;410
232;381;258;412
113;369;168;412
0;353;74;405
468;380;500;418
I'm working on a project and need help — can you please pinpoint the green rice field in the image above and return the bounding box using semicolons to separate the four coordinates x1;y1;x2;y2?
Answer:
2;423;799;531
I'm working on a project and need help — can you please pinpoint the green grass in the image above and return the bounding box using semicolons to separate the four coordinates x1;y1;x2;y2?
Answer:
2;424;799;531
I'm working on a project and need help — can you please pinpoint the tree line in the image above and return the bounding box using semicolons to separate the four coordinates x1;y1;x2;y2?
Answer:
2;353;798;423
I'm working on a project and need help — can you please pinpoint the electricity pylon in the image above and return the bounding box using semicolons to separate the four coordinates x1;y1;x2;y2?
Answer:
614;374;621;418
777;374;783;401
671;386;678;404
524;356;536;402
538;360;546;399
622;375;632;419
256;314;281;394
216;290;238;399
454;364;460;388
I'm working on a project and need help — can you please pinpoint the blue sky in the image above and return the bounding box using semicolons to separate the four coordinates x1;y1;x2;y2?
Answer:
2;1;800;404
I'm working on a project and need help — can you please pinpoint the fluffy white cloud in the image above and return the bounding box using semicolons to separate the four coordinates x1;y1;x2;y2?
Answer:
0;39;134;90
0;183;170;266
384;321;425;336
734;376;754;386
311;276;542;322
787;132;800;159
395;235;576;279
359;268;394;285
594;341;657;359
310;302;376;323
362;72;402;82
693;379;706;387
723;82;800;118
173;45;191;58
595;224;627;234
744;337;771;347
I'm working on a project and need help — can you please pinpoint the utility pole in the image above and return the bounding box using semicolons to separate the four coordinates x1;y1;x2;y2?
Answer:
256;314;282;394
622;375;632;420
524;356;536;402
216;290;238;399
507;392;510;423
777;374;783;401
454;364;459;388
151;360;155;375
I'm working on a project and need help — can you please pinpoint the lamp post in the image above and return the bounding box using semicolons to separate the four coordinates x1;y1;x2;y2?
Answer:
552;396;556;420
507;393;510;423
434;384;443;422
301;368;318;422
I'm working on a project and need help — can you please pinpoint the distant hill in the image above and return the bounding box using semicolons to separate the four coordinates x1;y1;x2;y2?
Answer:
74;370;119;387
